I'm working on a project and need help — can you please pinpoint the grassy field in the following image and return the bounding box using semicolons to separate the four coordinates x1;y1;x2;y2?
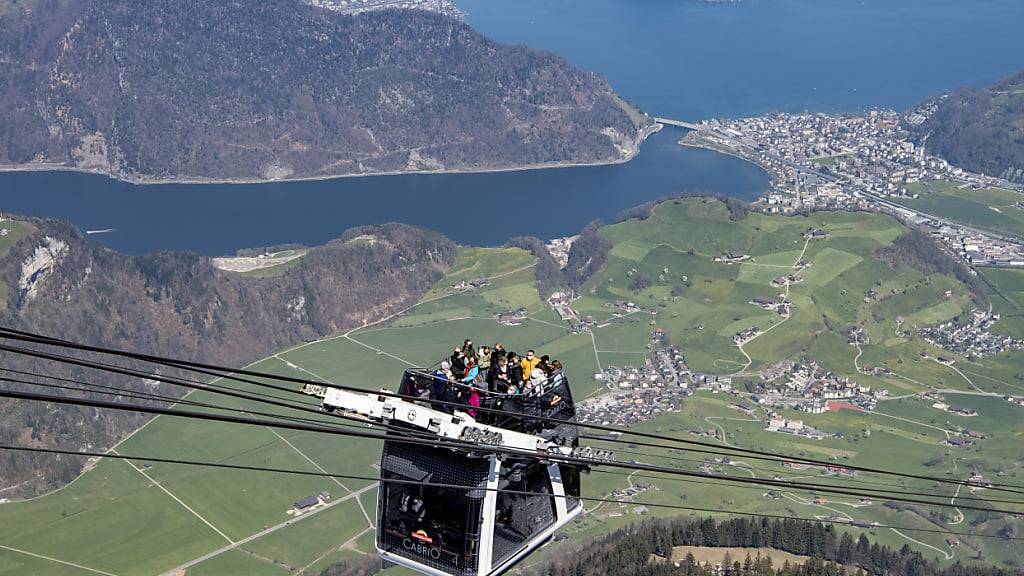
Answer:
979;267;1024;339
893;180;1024;239
240;257;304;278
2;203;1023;573
669;545;812;566
0;219;34;309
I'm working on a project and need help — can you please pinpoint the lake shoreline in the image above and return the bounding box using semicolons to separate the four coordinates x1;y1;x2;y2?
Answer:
0;126;770;257
0;124;664;188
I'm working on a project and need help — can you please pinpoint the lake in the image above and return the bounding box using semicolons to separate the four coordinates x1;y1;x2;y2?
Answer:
458;0;1024;120
3;0;1023;255
0;129;768;255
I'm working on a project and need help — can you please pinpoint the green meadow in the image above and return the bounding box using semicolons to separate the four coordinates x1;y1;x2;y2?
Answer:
894;180;1024;239
2;199;1023;573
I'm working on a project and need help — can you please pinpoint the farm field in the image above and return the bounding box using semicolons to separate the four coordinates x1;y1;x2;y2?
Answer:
2;199;1023;574
893;180;1024;239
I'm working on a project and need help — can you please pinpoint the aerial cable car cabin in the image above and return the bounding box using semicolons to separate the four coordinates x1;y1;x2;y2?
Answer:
311;359;593;576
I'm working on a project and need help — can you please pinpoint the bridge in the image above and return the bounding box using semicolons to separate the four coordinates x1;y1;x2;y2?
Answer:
654;117;701;130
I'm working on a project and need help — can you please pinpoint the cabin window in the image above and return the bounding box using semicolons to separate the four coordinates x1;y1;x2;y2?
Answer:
559;464;582;511
490;461;556;568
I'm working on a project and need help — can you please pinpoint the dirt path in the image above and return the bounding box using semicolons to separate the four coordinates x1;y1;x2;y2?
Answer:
295;526;374;575
889;528;954;560
115;450;235;544
867;410;954;440
0;544;119;576
935;358;985;393
163;484;377;576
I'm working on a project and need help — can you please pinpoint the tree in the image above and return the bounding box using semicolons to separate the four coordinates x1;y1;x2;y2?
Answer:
630;274;652;292
836;533;855;564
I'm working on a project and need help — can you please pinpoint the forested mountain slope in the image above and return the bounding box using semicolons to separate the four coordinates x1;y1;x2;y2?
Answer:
0;0;650;182
0;218;454;495
913;71;1024;184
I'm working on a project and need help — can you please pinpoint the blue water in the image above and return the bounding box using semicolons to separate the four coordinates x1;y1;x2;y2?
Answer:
4;0;1023;255
0;129;768;255
458;0;1024;120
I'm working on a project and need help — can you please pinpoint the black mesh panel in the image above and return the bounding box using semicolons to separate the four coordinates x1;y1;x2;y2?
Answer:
378;441;488;576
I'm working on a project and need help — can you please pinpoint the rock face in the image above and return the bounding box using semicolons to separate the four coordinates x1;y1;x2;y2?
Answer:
17;236;67;304
0;0;650;182
0;218;456;496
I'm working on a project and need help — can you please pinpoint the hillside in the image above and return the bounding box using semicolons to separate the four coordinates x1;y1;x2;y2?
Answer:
913;71;1024;184
523;516;1017;576
0;217;455;496
2;200;1023;575
0;0;650;182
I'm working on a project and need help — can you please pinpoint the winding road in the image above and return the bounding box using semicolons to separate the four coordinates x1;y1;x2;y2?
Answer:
730;237;810;375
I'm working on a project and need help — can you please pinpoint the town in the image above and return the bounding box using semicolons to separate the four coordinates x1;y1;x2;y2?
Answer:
919;309;1024;358
749;359;886;414
578;347;691;426
678;108;1024;268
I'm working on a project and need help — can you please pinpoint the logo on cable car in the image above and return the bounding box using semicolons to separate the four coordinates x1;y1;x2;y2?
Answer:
402;532;444;562
410;530;434;545
549;394;563;406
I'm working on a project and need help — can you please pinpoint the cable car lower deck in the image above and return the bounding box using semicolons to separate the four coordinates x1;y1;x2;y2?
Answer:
377;441;582;576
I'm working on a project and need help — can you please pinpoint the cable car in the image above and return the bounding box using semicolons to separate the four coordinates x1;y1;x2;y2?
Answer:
315;363;586;576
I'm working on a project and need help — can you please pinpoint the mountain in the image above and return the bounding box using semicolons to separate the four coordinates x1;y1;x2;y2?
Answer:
0;218;455;495
912;71;1024;184
0;0;652;182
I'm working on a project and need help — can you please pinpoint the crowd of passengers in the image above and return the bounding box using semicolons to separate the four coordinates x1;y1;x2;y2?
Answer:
416;339;565;417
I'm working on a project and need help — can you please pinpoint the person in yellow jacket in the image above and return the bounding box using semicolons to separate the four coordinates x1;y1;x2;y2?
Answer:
521;349;541;379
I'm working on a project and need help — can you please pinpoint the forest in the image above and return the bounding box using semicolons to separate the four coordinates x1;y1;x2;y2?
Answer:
0;219;455;495
0;0;647;181
521;516;1020;576
913;71;1024;184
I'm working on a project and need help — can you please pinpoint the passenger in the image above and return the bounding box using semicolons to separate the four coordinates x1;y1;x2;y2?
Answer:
467;387;481;418
493;357;511;393
527;367;547;393
406;375;431;401
537;354;552;376
462;356;479;384
521;349;541;378
399;493;426;523
461;339;476;360
450;348;467;379
433;361;453;403
476;345;492;383
549;360;564;380
507;352;524;393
